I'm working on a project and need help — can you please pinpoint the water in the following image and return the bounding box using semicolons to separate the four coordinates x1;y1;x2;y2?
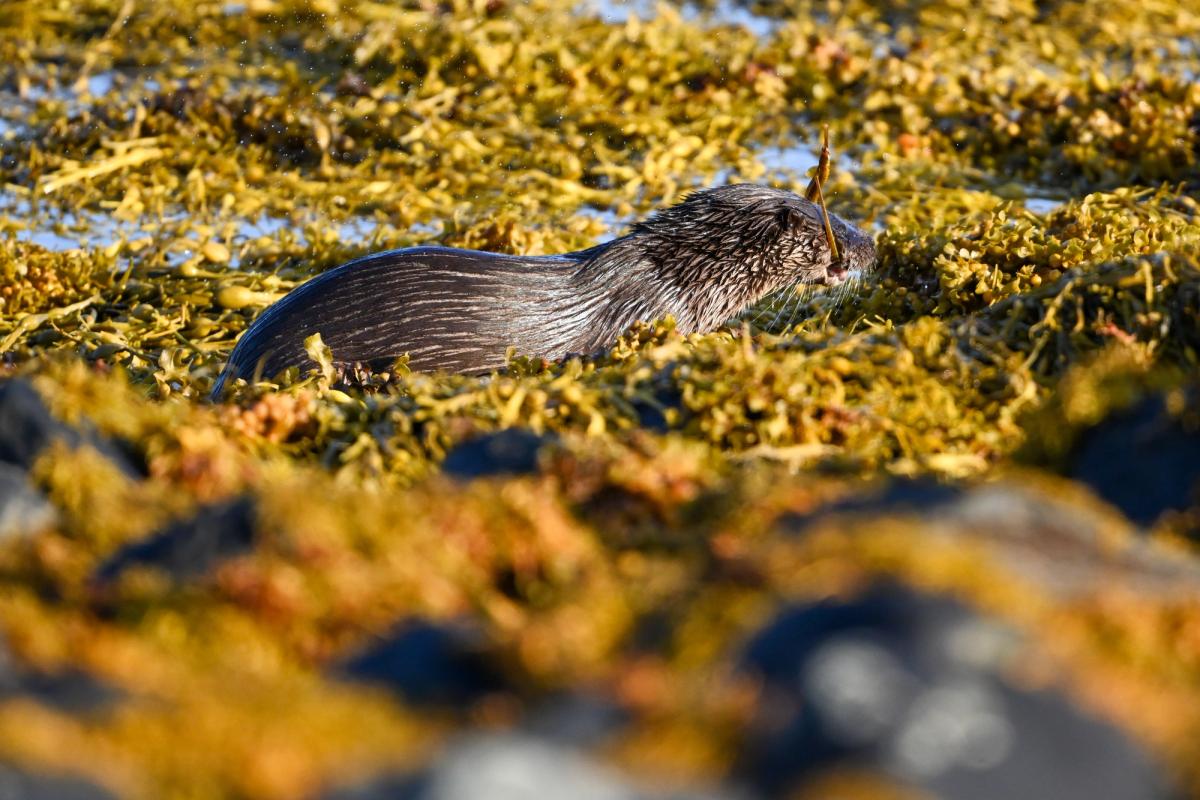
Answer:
19;70;119;106
0;188;417;267
580;0;654;24
994;181;1066;214
0;193;126;251
703;137;861;193
0;93;34;139
689;0;779;38
9;69;287;130
169;213;403;266
575;205;633;243
756;141;860;179
82;72;116;99
1023;197;1060;215
579;0;778;37
1176;37;1199;81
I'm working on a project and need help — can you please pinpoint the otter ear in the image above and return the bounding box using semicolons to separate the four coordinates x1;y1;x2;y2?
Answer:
776;206;806;231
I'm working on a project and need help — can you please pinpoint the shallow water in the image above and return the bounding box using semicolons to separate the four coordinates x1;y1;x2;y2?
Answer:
0;188;419;267
583;0;779;36
1022;197;1061;214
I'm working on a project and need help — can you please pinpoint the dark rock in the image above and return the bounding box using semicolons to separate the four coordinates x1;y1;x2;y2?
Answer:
1067;392;1200;527
0;637;119;714
843;477;964;512
0;764;115;800
523;693;628;746
0;378;137;476
631;366;682;433
738;584;1175;800
782;478;964;533
0;463;56;539
321;772;423;800
442;429;553;479
335;619;507;708
780;478;1200;599
0;379;76;470
926;483;1200;598
92;497;257;584
631;398;670;433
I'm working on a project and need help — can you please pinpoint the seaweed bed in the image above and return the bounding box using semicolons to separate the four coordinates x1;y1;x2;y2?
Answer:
1;0;1199;797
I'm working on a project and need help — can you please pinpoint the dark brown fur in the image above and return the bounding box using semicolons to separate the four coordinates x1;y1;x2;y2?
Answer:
211;184;876;398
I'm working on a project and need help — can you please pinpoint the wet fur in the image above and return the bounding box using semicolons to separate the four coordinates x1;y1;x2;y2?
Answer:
212;184;876;398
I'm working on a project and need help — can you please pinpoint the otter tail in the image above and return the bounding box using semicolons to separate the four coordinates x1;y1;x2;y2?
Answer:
209;247;579;400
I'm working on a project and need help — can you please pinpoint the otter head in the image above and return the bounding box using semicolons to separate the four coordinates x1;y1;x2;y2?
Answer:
626;183;877;331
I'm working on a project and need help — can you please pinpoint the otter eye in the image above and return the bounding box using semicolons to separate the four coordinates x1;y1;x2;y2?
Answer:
776;206;806;231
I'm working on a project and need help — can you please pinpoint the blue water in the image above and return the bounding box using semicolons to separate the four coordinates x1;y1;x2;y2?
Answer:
579;0;778;37
0;189;424;267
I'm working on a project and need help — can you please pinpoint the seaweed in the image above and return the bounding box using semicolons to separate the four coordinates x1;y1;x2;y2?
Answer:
1;0;1200;797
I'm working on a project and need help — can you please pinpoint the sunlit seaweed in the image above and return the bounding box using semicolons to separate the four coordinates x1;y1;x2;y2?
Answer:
1;0;1200;797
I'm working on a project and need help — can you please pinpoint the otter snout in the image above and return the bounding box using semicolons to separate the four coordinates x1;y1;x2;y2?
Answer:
822;216;877;285
841;225;877;275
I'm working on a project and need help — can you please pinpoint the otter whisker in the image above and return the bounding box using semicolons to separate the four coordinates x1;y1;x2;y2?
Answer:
784;283;813;334
748;297;775;332
762;297;786;334
771;282;805;334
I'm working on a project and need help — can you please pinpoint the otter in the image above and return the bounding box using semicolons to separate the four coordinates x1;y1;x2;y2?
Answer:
210;184;876;399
